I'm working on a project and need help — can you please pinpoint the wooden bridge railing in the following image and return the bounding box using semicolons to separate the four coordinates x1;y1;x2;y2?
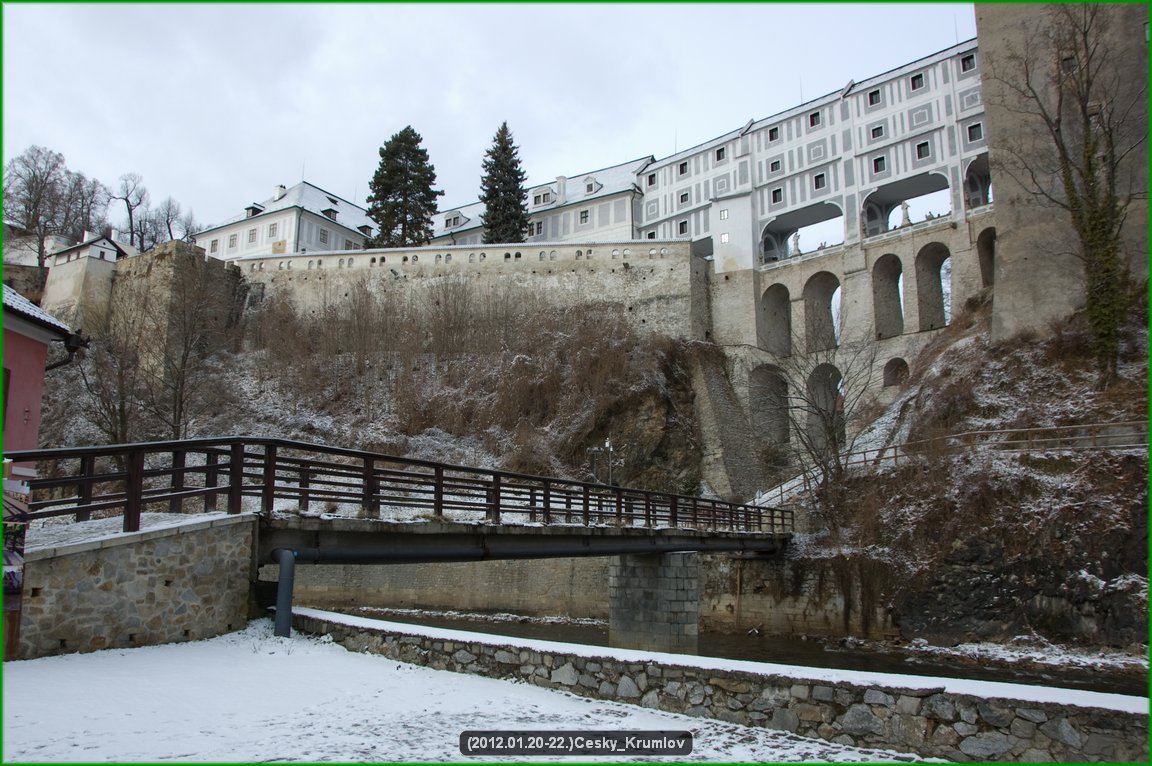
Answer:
5;437;793;536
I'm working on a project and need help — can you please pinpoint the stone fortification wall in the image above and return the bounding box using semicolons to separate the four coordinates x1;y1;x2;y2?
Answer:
239;240;705;340
294;611;1147;762
18;515;257;659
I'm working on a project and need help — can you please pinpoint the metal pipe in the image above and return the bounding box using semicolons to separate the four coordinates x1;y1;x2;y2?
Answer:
272;548;297;637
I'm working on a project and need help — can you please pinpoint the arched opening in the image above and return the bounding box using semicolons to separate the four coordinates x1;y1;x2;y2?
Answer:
758;284;792;356
750;365;790;447
861;171;952;236
915;242;952;331
883;358;909;387
872;253;904;339
806;363;845;455
803;271;841;352
964;154;993;209
760;201;843;263
977;227;996;288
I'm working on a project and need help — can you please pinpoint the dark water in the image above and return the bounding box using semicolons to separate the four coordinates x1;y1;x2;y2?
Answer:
338;609;1147;697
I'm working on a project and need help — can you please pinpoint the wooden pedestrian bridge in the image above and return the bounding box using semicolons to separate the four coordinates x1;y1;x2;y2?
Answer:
8;437;792;645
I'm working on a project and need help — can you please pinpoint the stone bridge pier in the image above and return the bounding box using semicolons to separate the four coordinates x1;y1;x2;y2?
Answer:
608;552;700;654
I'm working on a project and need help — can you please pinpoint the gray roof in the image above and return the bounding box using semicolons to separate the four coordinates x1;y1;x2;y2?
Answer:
201;181;375;238
3;284;71;335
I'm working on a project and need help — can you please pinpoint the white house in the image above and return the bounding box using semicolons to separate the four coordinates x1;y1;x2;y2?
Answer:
194;181;376;260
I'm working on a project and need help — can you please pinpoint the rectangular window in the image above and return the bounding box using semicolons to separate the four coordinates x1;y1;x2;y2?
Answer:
769;159;781;172
678;220;688;235
228;234;238;249
678;161;688;175
542;192;552;203
210;239;219;253
247;228;257;244
809;111;821;128
961;53;976;72
910;72;925;91
268;222;278;239
768;126;780;141
647;231;656;239
715;147;726;161
771;188;783;204
719;209;729;220
533;194;541;205
871;125;884;140
579;210;589;224
647;173;656;186
813;173;827;190
916;141;931;159
319;228;329;246
720;232;729;244
586;182;594;193
679;191;689;204
345;239;354;250
967;123;983;142
868;89;881;106
873;156;886;173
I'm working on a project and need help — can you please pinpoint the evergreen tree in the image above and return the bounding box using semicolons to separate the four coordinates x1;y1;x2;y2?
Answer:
365;126;443;247
479;121;529;244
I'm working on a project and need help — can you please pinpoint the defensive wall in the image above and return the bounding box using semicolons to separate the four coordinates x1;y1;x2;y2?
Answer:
294;609;1148;763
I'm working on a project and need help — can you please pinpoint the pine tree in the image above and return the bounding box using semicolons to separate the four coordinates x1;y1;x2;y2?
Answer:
365;126;443;247
479;122;529;244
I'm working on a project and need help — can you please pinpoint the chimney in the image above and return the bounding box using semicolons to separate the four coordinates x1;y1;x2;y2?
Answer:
273;184;287;201
555;176;567;204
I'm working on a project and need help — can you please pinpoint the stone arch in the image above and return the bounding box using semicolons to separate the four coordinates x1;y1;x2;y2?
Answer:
883;358;909;387
758;283;792;356
872;253;904;339
977;227;996;288
750;365;790;446
806;363;844;454
803;271;841;352
915;242;951;331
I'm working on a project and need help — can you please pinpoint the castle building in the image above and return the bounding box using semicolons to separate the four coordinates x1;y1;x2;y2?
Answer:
193;181;376;260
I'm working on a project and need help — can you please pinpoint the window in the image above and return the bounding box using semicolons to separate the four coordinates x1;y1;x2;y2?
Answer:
719;209;729;220
679;191;689;204
715;147;726;161
586;181;595;193
967;123;983;142
533;192;552;205
209;239;219;253
647;232;656;239
871;125;884;140
678;220;688;235
768;126;780;141
720;232;729;244
345;239;354;250
771;188;783;204
579;210;589;224
446;214;461;227
873;156;886;173
916;141;931;160
868;89;881;106
247;228;257;244
678;161;688;175
322;208;337;220
809;111;821;127
961;53;976;72
319;228;329;246
647;173;656;186
228;234;238;249
770;159;782;173
910;73;925;91
814;173;827;190
268;222;278;239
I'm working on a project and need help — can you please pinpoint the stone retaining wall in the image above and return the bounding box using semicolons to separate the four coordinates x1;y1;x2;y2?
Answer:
293;611;1148;763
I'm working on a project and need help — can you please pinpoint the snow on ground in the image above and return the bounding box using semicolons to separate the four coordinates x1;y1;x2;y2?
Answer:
3;619;927;764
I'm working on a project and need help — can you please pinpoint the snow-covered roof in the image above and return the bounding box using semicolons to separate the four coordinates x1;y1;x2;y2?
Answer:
2;284;71;336
50;235;130;261
200;181;375;238
434;156;651;238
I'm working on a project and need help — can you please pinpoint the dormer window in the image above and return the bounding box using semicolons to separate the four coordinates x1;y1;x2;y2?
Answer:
322;208;338;221
245;204;264;218
532;191;553;205
358;225;372;236
446;214;462;228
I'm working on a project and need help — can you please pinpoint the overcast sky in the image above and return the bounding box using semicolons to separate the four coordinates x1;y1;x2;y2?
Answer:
3;2;977;230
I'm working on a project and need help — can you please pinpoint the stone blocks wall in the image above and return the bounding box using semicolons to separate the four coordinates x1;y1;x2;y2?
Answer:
609;553;698;653
18;515;256;659
294;613;1148;762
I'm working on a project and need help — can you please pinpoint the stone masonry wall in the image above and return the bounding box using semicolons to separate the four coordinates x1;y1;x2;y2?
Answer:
293;612;1148;763
609;553;699;653
19;515;256;659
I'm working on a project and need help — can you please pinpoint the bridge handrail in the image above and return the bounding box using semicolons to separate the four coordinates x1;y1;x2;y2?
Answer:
755;419;1148;507
5;436;793;537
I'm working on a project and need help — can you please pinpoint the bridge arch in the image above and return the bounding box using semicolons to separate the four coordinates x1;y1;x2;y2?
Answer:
760;201;844;262
806;363;845;454
803;271;840;352
964;154;993;209
872;253;904;339
758;283;792;356
749;364;790;447
977;227;996;287
915;242;951;331
883;357;909;387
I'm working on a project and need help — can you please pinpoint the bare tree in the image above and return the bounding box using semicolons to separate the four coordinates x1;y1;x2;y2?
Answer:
155;196;182;241
112;172;149;249
984;4;1147;388
177;210;201;243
